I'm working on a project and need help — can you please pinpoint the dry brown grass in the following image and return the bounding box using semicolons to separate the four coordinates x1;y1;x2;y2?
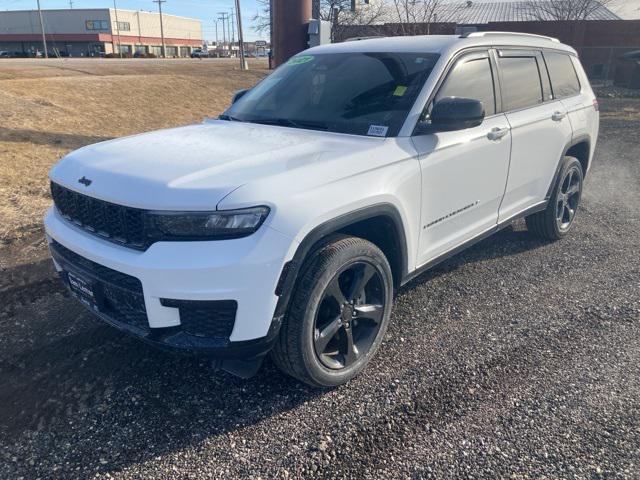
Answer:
0;58;269;244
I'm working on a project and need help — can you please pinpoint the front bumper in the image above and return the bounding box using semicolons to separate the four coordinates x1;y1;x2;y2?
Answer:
44;207;296;357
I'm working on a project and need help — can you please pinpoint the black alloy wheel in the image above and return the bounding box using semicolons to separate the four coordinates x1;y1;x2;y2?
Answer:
313;261;386;370
271;235;394;387
556;164;582;232
526;156;584;240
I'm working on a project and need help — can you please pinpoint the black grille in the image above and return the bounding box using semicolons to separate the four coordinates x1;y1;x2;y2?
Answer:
51;182;148;250
50;240;149;331
161;299;237;339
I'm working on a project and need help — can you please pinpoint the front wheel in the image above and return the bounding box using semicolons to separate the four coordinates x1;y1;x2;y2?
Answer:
271;236;393;387
526;156;584;240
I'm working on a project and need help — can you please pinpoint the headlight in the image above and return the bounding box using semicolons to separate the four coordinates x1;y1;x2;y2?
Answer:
147;206;270;240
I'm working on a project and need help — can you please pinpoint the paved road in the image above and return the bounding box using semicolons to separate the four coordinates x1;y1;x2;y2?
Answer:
0;98;638;479
0;57;261;65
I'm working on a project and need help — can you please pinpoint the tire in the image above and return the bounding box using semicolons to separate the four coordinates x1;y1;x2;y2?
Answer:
271;235;394;388
526;156;584;241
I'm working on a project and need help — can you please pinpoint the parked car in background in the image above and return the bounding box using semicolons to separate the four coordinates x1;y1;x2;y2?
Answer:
0;51;10;58
191;48;209;58
45;32;598;387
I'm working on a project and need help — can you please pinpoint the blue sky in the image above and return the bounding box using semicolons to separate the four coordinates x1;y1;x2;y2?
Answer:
0;0;267;41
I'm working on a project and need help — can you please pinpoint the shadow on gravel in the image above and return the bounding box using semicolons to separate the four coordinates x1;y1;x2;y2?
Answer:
400;225;549;293
0;222;548;476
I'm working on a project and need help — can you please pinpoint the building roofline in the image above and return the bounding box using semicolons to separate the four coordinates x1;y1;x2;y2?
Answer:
0;9;109;13
0;8;201;22
106;8;204;22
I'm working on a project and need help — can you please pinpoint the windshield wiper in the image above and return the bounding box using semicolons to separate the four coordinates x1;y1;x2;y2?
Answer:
249;118;329;131
218;113;243;122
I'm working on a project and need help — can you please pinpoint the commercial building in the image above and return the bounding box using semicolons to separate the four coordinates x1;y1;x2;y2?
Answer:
0;8;202;57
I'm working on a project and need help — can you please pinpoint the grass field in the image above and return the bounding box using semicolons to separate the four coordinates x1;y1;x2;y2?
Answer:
0;58;269;246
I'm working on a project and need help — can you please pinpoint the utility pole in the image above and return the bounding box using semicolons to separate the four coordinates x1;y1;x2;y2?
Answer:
69;0;74;8
218;12;228;57
227;12;232;54
229;9;235;57
153;0;166;58
113;0;123;58
229;8;236;45
36;0;48;58
234;0;247;70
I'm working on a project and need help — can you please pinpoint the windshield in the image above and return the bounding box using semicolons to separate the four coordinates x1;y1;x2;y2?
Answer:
223;51;440;137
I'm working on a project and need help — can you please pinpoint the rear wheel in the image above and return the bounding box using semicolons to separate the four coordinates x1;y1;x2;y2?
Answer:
271;236;393;387
526;156;583;240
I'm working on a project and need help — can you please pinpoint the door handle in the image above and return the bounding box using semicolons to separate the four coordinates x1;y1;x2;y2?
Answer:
487;127;509;141
552;111;567;122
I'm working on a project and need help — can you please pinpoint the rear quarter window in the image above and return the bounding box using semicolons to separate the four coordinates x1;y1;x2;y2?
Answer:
544;51;581;98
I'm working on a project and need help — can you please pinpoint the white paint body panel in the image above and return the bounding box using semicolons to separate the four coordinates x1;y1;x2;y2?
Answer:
44;34;599;344
45;207;294;341
498;100;573;222
412;114;512;265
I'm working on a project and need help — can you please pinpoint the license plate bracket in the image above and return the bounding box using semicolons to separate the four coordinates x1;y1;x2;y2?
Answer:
66;270;100;311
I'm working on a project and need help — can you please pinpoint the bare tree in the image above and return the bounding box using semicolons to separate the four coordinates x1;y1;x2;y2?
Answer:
252;0;386;41
323;0;387;41
252;0;271;35
520;0;614;21
384;0;465;36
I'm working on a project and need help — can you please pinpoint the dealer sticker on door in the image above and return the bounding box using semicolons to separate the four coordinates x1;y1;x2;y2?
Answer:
367;125;389;137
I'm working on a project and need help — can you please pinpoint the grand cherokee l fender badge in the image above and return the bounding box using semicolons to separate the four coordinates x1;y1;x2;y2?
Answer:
425;201;480;229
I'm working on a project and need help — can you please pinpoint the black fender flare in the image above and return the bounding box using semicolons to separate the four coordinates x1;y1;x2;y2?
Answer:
271;203;409;322
545;134;591;200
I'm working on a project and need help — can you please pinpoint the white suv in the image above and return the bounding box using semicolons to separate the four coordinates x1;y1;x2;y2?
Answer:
45;33;599;387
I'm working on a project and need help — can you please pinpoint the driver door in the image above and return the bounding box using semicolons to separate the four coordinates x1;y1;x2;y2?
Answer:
412;50;512;266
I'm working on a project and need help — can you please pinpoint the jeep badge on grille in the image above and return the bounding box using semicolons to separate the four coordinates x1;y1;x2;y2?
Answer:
78;176;92;187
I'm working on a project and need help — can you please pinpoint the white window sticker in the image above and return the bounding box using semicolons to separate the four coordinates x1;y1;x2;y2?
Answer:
367;125;389;137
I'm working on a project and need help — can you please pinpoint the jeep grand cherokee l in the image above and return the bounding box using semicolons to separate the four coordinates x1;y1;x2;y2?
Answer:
45;32;599;387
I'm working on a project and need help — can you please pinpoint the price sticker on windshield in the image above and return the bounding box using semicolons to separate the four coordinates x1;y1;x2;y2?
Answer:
287;55;315;66
367;125;389;137
393;85;408;97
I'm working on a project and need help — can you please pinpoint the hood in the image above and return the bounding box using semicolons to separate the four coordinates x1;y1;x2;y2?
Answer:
49;120;381;211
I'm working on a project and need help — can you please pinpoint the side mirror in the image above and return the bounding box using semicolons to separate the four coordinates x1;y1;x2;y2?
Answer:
232;89;249;104
427;97;485;132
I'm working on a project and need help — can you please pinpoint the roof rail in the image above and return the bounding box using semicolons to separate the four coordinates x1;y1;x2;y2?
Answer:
461;31;560;43
344;36;386;42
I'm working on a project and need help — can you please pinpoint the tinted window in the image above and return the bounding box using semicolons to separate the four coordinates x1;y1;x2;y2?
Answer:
544;51;581;98
498;56;544;111
225;52;440;137
435;56;496;116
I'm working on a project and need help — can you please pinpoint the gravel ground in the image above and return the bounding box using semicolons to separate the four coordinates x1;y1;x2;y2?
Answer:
0;98;639;479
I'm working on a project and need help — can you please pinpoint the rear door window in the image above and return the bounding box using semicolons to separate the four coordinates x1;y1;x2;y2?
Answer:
544;51;581;98
498;55;544;111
